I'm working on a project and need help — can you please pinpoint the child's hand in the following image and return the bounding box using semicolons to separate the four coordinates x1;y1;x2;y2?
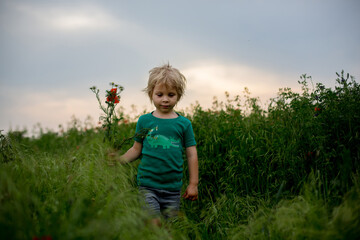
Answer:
107;151;118;159
182;184;198;201
106;149;119;166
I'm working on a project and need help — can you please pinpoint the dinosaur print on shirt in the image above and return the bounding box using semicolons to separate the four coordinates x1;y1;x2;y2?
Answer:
146;126;180;149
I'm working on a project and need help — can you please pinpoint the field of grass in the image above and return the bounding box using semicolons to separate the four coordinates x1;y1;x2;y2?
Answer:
1;72;360;239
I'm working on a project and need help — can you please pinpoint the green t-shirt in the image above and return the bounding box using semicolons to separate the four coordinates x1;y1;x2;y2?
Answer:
134;112;196;191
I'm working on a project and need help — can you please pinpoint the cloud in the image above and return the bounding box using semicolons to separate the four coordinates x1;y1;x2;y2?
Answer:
11;2;121;33
3;1;177;56
0;84;154;134
49;10;116;32
1;87;100;132
180;60;300;108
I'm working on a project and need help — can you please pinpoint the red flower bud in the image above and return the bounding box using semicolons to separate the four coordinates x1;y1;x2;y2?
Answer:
106;88;120;103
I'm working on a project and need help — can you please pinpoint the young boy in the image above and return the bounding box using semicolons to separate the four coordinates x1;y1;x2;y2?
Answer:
118;64;198;225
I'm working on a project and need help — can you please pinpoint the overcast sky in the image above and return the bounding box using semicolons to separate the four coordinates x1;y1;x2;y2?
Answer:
1;0;359;134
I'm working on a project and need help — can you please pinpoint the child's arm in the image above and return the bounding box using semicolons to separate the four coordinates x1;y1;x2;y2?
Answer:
118;141;143;164
182;145;199;201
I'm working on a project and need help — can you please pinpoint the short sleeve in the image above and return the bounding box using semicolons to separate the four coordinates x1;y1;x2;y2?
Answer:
184;122;196;148
134;117;144;143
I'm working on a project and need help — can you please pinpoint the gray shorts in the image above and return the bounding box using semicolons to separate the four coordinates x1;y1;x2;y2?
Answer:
139;186;181;219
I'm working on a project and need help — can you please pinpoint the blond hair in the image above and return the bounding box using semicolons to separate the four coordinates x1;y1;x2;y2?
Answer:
144;63;187;102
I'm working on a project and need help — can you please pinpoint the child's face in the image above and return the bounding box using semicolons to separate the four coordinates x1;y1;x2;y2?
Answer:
152;83;179;115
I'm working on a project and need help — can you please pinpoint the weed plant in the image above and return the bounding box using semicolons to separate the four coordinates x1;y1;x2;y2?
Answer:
1;71;359;239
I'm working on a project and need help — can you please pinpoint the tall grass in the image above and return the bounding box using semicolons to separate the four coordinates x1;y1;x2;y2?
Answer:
1;71;359;239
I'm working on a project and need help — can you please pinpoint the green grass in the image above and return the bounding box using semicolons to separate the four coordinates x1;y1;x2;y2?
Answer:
1;71;360;239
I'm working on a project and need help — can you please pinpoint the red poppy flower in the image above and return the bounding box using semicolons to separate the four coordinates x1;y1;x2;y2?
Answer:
107;88;119;103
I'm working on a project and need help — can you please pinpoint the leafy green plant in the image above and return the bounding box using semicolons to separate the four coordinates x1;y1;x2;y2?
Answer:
90;83;151;150
90;83;124;146
0;130;17;163
1;71;360;239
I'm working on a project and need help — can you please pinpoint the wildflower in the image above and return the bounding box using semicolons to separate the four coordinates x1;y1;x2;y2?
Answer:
106;88;120;103
314;107;321;117
90;83;124;145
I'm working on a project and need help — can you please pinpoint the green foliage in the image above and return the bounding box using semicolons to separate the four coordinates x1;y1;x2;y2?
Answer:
90;83;125;147
0;135;170;239
231;174;360;240
1;71;360;239
187;71;360;204
0;130;17;163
